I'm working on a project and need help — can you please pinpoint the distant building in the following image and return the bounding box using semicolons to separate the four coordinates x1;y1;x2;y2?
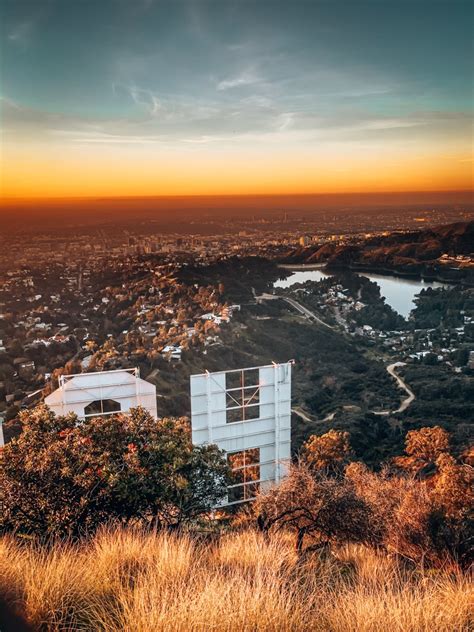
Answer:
13;357;36;378
299;235;311;247
45;368;157;419
161;345;182;361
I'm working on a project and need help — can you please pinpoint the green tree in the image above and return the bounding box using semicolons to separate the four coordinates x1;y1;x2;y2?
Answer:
405;425;450;463
393;425;450;475
301;429;353;474
452;348;469;367
0;405;229;537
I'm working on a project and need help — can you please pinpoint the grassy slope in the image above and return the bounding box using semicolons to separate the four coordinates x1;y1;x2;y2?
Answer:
1;527;471;631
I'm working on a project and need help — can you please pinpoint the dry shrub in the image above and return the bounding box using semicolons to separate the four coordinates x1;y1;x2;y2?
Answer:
0;536;96;630
433;454;474;519
334;542;401;587
0;528;471;632
214;529;297;573
346;460;473;567
318;566;473;632
88;528;318;632
405;426;450;462
91;526;195;588
254;463;373;553
393;426;451;476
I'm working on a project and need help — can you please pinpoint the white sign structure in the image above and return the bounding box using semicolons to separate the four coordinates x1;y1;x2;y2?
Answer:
45;368;157;419
190;362;292;505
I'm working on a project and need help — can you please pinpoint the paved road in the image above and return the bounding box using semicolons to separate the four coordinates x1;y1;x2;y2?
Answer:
283;297;336;329
255;291;335;330
292;407;336;423
292;407;314;422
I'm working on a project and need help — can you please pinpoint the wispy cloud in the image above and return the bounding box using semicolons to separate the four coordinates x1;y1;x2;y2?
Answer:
50;130;165;145
240;95;273;108
217;70;262;91
326;87;393;98
113;83;161;114
2;95;471;152
7;20;33;46
358;119;421;131
275;112;294;131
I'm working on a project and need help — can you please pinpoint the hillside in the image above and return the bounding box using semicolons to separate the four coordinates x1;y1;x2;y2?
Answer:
1;527;471;632
283;221;474;282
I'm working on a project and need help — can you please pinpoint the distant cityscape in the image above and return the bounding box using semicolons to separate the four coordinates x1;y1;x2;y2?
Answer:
0;204;472;430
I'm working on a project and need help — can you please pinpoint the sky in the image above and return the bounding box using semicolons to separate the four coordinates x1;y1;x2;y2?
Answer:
0;0;473;200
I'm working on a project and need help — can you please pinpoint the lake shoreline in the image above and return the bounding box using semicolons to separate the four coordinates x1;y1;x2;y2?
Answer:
278;263;327;271
275;266;454;318
278;263;471;286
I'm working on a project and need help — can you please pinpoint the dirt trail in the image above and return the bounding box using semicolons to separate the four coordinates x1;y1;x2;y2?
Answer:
373;361;415;415
292;363;415;424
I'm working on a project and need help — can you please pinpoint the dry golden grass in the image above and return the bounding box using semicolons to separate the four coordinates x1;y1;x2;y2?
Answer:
0;527;471;631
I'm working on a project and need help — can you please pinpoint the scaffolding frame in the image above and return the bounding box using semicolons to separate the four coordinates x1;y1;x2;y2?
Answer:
191;361;293;506
45;367;157;420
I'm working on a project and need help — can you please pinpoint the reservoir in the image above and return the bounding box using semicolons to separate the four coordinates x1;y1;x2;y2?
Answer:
274;268;450;318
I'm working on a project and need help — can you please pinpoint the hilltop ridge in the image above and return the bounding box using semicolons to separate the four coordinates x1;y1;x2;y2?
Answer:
283;221;474;282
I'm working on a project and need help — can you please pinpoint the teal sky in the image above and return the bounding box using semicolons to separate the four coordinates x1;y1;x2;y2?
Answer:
0;0;472;198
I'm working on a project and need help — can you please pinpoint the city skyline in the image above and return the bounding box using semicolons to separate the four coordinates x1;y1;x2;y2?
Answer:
0;0;473;201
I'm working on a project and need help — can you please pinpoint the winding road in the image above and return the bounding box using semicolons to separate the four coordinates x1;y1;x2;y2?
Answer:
292;362;415;423
292;407;335;423
373;361;415;415
253;289;415;420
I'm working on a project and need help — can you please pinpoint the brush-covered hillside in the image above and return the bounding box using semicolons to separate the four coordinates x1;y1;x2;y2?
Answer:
283;221;474;282
1;528;471;632
0;406;472;631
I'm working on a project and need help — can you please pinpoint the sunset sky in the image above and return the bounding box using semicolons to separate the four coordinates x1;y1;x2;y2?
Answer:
0;0;472;200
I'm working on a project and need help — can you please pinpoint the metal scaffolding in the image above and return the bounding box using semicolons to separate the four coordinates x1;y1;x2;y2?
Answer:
190;361;293;506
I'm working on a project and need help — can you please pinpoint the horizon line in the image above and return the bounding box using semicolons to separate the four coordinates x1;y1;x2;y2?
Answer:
1;188;473;204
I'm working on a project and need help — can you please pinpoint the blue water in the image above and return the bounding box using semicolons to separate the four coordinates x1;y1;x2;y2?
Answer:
274;269;450;318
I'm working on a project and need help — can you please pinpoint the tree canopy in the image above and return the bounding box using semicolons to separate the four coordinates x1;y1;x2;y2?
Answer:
0;405;229;537
254;428;473;567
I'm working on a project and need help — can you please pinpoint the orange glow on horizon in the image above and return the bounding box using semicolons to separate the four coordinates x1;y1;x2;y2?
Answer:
1;141;473;201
